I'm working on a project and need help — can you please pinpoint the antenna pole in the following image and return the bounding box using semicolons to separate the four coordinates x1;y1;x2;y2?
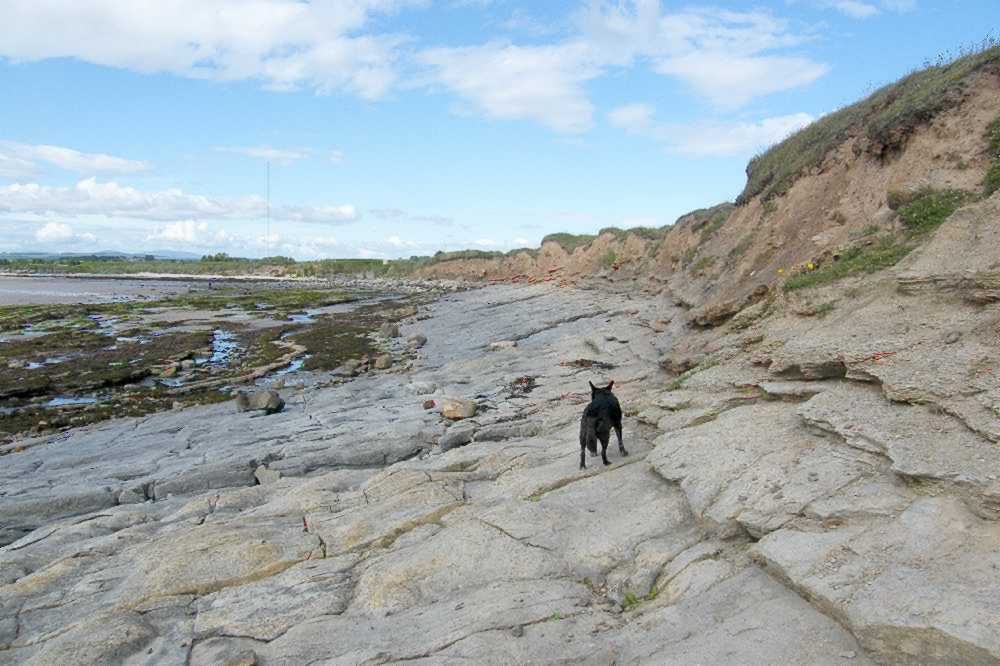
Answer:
265;161;270;259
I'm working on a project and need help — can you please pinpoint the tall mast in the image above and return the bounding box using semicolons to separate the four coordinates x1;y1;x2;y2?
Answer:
265;160;270;259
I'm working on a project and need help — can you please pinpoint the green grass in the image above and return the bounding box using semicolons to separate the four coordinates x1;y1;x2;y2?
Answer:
728;236;754;262
621;592;641;610
785;187;974;291
784;237;913;291
814;301;838;317
739;44;1000;205
897;188;972;233
541;233;597;253
680;247;698;268
985;114;1000;196
600;250;618;268
691;256;717;273
626;226;666;241
985;162;1000;196
699;210;729;243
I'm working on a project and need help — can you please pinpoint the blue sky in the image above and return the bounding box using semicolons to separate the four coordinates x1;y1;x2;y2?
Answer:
0;0;996;259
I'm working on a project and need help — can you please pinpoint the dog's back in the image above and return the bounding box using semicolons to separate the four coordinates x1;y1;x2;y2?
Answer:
580;393;615;452
579;381;625;468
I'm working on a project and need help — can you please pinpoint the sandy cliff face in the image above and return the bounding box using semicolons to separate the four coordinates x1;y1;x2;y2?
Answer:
418;68;1000;324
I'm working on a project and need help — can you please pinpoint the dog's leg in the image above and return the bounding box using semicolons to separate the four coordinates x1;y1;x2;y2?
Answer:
614;420;628;457
580;442;587;469
600;435;610;466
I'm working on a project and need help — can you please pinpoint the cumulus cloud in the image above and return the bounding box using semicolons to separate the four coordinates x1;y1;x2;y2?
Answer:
669;113;816;156
35;221;74;242
148;220;208;243
419;3;827;132
418;41;599;133
215;146;313;165
33;221;97;244
0;178;359;224
0;141;149;175
654;53;828;109
608;104;815;156
0;0;425;99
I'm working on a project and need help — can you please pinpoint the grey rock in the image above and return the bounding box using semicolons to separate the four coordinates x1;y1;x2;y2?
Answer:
234;389;284;415
473;422;541;442
374;354;393;370
439;424;476;451
380;322;401;338
408;333;428;349
254;465;281;485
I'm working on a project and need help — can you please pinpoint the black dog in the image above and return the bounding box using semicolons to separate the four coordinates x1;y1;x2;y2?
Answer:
579;380;627;469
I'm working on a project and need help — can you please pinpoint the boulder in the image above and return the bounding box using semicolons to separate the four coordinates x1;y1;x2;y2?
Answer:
407;334;427;349
373;354;392;370
379;322;400;338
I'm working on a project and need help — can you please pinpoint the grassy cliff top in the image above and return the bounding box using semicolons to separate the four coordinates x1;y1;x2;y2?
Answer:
739;43;1000;205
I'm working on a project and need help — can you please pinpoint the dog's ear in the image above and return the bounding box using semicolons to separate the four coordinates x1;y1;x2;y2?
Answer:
606;380;614;391
589;380;597;393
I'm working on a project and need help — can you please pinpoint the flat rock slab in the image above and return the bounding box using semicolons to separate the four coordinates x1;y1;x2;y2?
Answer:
799;383;1000;519
648;402;887;538
754;497;1000;664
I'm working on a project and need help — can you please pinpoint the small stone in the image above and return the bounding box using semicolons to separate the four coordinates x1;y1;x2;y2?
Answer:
379;322;400;338
423;399;436;410
488;340;517;351
944;331;961;344
407;334;427;349
180;359;196;370
510;625;525;638
839;651;856;659
440;397;476;420
373;354;392;370
234;389;285;415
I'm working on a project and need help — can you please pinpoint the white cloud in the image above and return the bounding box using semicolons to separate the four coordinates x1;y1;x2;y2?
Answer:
824;1;879;18
607;103;815;156
148;220;208;243
607;103;655;133
0;0;425;99
330;150;346;164
668;113;816;156
418;41;599;133
813;0;916;17
420;3;827;132
32;221;98;245
0;141;149;175
35;221;74;242
654;53;829;108
0;178;358;224
215;146;313;165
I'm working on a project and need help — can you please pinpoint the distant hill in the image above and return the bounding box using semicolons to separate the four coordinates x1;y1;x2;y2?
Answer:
0;250;202;261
